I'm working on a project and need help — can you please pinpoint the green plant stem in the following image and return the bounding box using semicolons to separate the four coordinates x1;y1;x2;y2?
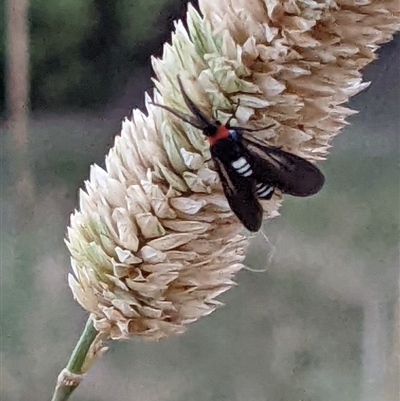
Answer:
51;317;99;401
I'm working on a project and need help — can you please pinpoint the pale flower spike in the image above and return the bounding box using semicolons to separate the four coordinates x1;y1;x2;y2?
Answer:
66;0;400;342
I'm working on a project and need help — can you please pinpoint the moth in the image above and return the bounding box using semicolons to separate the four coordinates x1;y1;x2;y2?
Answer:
151;76;325;232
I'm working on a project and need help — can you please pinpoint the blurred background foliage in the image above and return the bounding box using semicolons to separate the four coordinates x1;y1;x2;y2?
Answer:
0;0;191;112
0;0;399;400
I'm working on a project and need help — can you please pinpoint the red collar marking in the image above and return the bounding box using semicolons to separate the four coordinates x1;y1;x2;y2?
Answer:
207;125;230;146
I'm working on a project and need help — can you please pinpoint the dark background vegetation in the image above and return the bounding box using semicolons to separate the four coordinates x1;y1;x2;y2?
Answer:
0;0;196;112
0;1;399;400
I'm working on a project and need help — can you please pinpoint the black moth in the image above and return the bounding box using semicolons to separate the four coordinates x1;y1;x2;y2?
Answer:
151;76;325;232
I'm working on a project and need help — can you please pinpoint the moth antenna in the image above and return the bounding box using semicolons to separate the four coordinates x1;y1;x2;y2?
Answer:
150;102;204;129
176;75;216;128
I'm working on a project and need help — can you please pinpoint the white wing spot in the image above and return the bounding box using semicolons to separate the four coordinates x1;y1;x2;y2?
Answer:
232;157;253;177
257;186;274;197
241;168;253;177
232;157;247;169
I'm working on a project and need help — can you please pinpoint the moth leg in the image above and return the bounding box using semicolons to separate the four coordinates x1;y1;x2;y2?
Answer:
229;123;275;133
226;99;241;127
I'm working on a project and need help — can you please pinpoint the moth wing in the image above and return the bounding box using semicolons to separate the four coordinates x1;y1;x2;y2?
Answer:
212;155;263;232
240;133;325;197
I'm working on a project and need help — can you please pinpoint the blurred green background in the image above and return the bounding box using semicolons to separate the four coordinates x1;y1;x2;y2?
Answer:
0;0;189;112
0;1;399;400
